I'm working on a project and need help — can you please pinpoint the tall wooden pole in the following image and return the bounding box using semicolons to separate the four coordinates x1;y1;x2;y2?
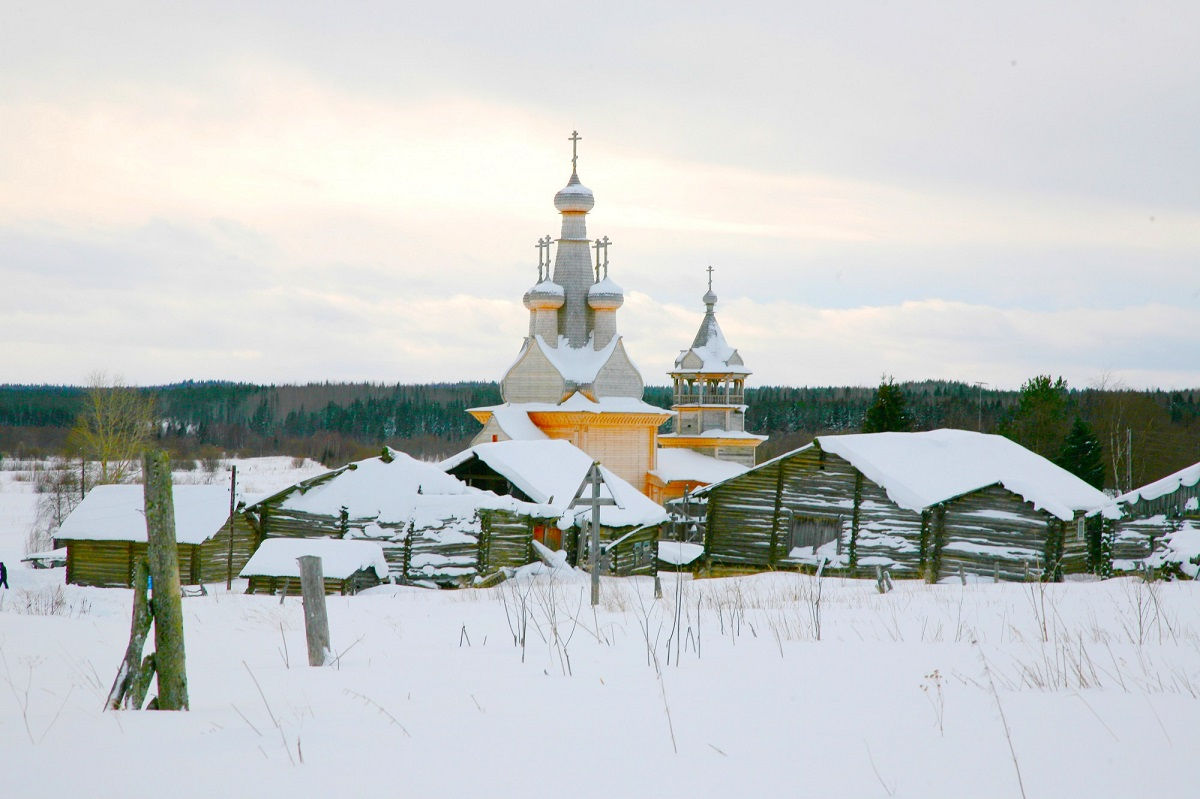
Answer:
298;555;331;666
590;464;601;606
225;464;237;590
142;450;188;710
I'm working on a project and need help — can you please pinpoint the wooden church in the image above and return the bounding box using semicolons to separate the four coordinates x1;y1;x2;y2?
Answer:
467;132;756;500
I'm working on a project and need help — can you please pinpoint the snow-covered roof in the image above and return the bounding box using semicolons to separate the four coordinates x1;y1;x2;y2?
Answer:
56;483;233;545
588;276;624;297
257;448;554;529
535;334;620;383
699;429;1114;521
658;429;767;441
819;430;1113;521
440;439;667;529
472;393;671;419
650;448;750;484
489;407;549;441
1117;460;1200;506
240;538;389;580
673;304;749;375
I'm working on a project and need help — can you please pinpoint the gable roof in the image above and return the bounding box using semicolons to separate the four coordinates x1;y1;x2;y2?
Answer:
650;448;749;484
1117;460;1200;506
698;429;1114;521
250;448;555;530
441;439;667;528
240;538;389;580
57;483;233;545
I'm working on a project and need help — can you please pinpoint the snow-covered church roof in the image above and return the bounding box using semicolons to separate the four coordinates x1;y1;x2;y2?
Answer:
650;448;750;484
673;283;749;376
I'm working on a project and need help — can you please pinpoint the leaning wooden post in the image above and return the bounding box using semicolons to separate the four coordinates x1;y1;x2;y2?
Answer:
589;464;601;607
143;449;189;710
297;555;331;666
106;559;153;709
225;464;237;590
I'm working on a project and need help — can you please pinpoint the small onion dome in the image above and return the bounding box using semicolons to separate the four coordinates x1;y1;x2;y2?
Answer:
553;172;595;213
524;279;565;310
587;276;624;310
702;287;718;307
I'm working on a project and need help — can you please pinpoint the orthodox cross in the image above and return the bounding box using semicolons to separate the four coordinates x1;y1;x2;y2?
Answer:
707;265;714;291
599;236;611;278
592;238;603;281
569;130;581;172
569;461;618;606
536;235;552;280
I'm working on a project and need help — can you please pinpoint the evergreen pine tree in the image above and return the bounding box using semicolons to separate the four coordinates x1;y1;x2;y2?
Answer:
1056;416;1105;489
862;376;913;433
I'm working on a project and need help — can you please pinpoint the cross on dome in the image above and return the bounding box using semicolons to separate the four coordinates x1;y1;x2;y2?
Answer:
569;130;581;173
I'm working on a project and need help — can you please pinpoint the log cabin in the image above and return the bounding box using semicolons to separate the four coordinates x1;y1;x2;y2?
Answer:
243;448;560;586
56;483;251;588
241;538;389;596
441;438;668;575
685;429;1114;582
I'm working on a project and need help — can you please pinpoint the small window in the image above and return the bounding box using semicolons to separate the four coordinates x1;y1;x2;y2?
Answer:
789;514;840;551
1076;517;1086;542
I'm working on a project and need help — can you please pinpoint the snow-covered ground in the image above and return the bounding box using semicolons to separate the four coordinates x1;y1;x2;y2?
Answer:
1;460;1199;798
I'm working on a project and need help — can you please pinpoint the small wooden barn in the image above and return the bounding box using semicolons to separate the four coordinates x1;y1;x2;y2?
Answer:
243;448;560;586
56;484;253;588
441;439;668;576
1105;461;1200;574
684;429;1114;582
241;538;389;596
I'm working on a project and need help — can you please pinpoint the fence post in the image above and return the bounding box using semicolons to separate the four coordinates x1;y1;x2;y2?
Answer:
298;556;331;666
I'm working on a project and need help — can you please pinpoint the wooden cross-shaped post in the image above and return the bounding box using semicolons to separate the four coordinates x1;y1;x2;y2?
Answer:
706;264;714;291
569;130;581;172
569;462;617;606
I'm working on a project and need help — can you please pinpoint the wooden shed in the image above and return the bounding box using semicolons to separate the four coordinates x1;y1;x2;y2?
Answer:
56;484;253;588
1106;461;1200;573
685;429;1113;582
241;538;388;596
244;448;559;586
441;439;668;576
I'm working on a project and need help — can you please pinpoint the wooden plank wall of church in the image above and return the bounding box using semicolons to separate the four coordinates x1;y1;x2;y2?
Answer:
936;485;1081;581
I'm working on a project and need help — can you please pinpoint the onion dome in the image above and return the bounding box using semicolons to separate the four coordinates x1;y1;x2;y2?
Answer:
702;286;718;309
524;278;566;311
587;275;624;310
553;172;595;213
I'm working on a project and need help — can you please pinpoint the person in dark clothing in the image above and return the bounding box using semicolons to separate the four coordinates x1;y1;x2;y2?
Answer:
0;561;8;589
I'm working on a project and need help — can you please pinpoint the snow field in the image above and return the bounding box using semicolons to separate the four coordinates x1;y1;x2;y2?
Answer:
1;459;1199;798
1;566;1198;798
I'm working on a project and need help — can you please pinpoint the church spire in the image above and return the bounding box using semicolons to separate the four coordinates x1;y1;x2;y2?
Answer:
551;131;598;348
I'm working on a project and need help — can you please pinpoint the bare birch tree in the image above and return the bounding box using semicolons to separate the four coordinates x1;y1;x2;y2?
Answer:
68;372;155;484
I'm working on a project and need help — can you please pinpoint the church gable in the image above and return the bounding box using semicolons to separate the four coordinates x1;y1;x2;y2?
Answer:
679;350;704;370
501;339;567;404
593;339;644;398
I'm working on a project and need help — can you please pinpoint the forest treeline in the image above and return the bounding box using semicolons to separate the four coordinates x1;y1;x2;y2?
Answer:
2;379;1198;492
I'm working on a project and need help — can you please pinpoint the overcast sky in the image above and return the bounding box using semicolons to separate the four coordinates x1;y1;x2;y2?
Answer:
3;1;1198;390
